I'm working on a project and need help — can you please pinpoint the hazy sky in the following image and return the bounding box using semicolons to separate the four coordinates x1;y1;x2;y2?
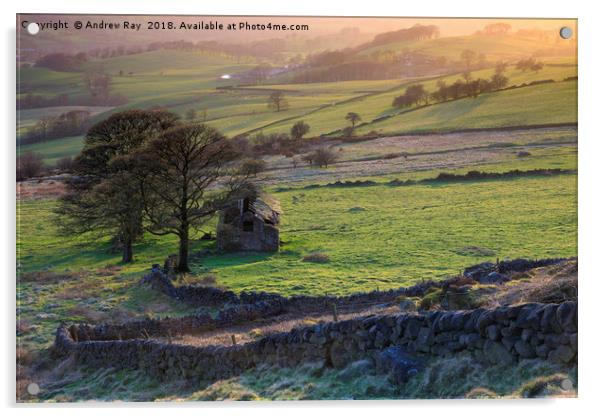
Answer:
19;14;576;35
17;15;577;51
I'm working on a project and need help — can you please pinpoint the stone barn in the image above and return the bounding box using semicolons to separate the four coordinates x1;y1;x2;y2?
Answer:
216;194;281;252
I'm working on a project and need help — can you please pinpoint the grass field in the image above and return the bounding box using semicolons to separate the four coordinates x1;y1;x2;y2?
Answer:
355;80;577;136
17;28;578;402
207;173;576;294
258;65;577;137
19;58;577;165
17;155;577;296
18;136;85;165
15;146;577;362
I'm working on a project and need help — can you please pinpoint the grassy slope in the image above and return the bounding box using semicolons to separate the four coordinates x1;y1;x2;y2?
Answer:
18;67;84;98
32;353;575;401
18;136;85;165
18;148;577;296
211;173;576;295
16;34;579;403
17;146;577;398
23;77;576;166
358;33;575;60
257;63;576;137
355;80;577;136
19;48;576;164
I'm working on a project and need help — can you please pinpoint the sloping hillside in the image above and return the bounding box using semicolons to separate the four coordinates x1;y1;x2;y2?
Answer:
355;80;577;136
358;33;575;61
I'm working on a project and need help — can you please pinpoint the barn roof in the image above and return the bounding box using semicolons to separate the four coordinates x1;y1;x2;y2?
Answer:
249;194;281;224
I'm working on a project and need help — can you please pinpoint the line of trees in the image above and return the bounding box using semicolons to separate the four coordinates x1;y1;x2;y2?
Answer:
515;57;544;72
392;84;430;107
393;65;510;108
20;110;91;145
481;23;512;36
293;46;489;84
18;69;128;110
369;24;440;47
35;52;88;72
56;110;257;271
17;94;71;110
302;147;338;168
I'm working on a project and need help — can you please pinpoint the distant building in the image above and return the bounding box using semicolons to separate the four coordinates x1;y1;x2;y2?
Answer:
216;194;281;252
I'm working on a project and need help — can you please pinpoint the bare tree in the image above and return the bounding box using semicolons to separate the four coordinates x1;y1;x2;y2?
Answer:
56;110;179;263
84;70;112;103
267;91;289;112
134;124;257;272
291;120;310;139
345;112;362;128
17;152;44;181
311;147;338;168
460;49;477;69
185;108;197;121
56;156;74;173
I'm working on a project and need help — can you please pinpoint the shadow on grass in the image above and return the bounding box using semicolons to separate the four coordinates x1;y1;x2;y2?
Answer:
201;251;281;269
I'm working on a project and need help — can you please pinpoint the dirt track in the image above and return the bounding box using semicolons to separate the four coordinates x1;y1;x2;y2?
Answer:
153;303;400;348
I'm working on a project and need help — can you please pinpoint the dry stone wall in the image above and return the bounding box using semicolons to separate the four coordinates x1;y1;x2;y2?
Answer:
142;258;569;309
55;301;577;382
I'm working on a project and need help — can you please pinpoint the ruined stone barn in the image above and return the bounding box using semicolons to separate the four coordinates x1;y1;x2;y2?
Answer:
216;194;281;252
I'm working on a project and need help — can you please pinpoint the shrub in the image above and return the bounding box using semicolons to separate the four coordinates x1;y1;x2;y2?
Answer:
200;274;218;286
311;147;338;168
515;374;568;398
465;387;498;399
249;328;264;339
291;121;310;140
303;252;330;263
515;57;544;73
17;151;44;181
419;288;443;310
68;304;109;324
56;156;74;172
19;270;82;284
16;346;37;367
249;132;300;156
342;126;355;137
240;158;266;177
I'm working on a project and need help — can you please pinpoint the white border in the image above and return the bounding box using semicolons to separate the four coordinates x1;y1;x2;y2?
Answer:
2;0;601;414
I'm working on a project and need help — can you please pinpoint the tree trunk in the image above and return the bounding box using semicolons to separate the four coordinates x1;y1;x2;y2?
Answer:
122;236;133;263
177;231;190;273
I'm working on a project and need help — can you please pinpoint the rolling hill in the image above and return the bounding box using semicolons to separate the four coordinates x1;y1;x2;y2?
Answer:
358;33;575;61
18;32;577;165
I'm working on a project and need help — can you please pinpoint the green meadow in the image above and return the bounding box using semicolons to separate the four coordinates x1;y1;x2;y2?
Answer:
17;37;578;295
355;80;577;136
258;64;576;137
18;135;85;165
16;26;579;402
18;47;577;164
18;147;577;297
